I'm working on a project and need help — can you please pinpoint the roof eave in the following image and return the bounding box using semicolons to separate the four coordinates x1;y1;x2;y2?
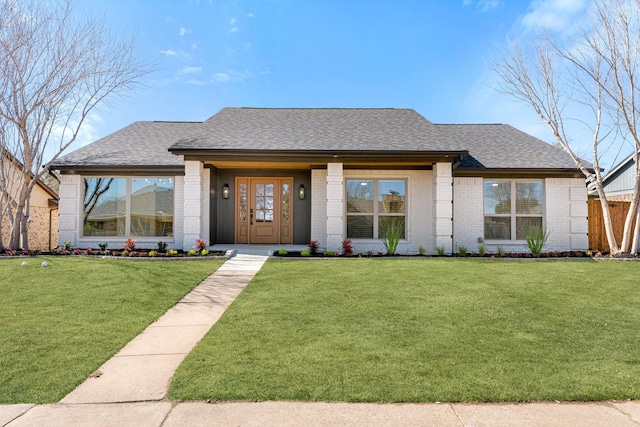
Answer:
170;148;469;164
455;167;587;178
53;164;185;175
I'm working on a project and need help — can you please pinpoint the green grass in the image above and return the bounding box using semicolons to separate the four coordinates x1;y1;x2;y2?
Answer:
0;257;223;404
170;259;640;403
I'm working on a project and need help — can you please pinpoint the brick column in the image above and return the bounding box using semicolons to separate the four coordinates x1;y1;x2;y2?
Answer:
433;162;453;254
57;174;81;247
326;163;344;251
183;160;204;250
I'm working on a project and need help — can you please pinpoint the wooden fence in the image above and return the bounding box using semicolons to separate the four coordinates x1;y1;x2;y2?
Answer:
588;199;635;252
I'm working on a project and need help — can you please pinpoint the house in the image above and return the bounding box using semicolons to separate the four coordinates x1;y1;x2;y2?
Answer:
1;154;59;250
591;152;638;202
53;108;588;254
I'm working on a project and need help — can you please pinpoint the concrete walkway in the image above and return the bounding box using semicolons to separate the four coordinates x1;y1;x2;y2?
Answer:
3;253;640;426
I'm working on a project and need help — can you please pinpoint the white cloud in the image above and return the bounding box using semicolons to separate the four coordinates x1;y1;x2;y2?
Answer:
230;27;239;33
186;69;257;85
230;18;237;25
520;0;589;32
212;72;231;82
179;66;203;74
159;49;177;56
247;13;255;18
178;27;191;36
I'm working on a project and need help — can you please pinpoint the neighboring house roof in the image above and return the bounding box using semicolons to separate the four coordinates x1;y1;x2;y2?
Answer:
589;151;638;197
53;107;581;173
2;152;59;200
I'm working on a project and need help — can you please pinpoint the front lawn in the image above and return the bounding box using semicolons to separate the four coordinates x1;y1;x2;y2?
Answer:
170;259;640;403
0;257;223;404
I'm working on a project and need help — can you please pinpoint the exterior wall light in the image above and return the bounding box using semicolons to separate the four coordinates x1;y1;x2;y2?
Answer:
299;184;305;200
222;183;230;199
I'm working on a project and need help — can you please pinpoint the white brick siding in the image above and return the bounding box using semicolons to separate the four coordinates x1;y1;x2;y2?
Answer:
453;176;588;254
57;174;185;250
453;177;484;253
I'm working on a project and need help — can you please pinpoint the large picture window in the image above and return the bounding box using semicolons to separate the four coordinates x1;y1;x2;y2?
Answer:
346;179;406;239
484;180;543;240
83;177;174;237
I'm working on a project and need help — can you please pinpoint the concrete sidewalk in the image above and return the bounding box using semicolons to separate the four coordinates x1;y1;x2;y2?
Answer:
61;253;267;405
3;253;640;426
3;400;640;426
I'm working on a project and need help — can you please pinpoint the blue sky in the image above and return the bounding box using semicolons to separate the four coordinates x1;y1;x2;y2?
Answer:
74;0;616;169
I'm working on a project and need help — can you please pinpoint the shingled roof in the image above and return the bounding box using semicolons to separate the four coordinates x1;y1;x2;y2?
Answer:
54;121;196;169
172;108;454;152
54;107;580;172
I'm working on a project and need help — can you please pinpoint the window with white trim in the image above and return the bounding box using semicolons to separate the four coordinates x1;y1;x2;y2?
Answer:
83;177;174;237
484;180;543;240
346;179;406;239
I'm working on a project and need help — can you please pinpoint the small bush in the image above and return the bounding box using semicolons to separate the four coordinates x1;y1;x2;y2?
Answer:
323;251;337;256
478;244;486;256
98;243;108;251
341;239;353;256
195;239;207;251
308;240;320;255
458;245;468;257
201;249;209;256
381;220;403;255
157;241;168;252
418;245;426;255
149;250;158;257
278;248;288;256
300;250;310;257
123;238;136;252
524;225;550;255
436;245;445;256
497;246;505;257
188;249;197;256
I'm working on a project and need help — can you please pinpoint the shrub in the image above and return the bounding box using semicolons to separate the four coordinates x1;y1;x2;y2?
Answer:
497;246;505;257
201;249;209;256
323;251;337;256
300;250;310;257
418;245;426;256
478;244;486;256
381;220;403;255
278;248;288;256
149;250;158;257
341;239;353;256
157;241;168;252
524;225;550;255
63;241;71;251
123;238;136;252
167;249;178;256
435;245;445;256
98;243;108;251
195;239;207;251
308;240;320;255
458;245;468;256
188;249;197;256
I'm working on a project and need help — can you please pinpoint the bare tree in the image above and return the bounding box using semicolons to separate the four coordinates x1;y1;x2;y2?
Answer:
0;0;152;249
493;0;640;255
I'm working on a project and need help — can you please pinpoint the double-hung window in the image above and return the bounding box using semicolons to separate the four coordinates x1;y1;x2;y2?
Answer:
346;179;406;239
83;177;174;238
484;180;543;240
